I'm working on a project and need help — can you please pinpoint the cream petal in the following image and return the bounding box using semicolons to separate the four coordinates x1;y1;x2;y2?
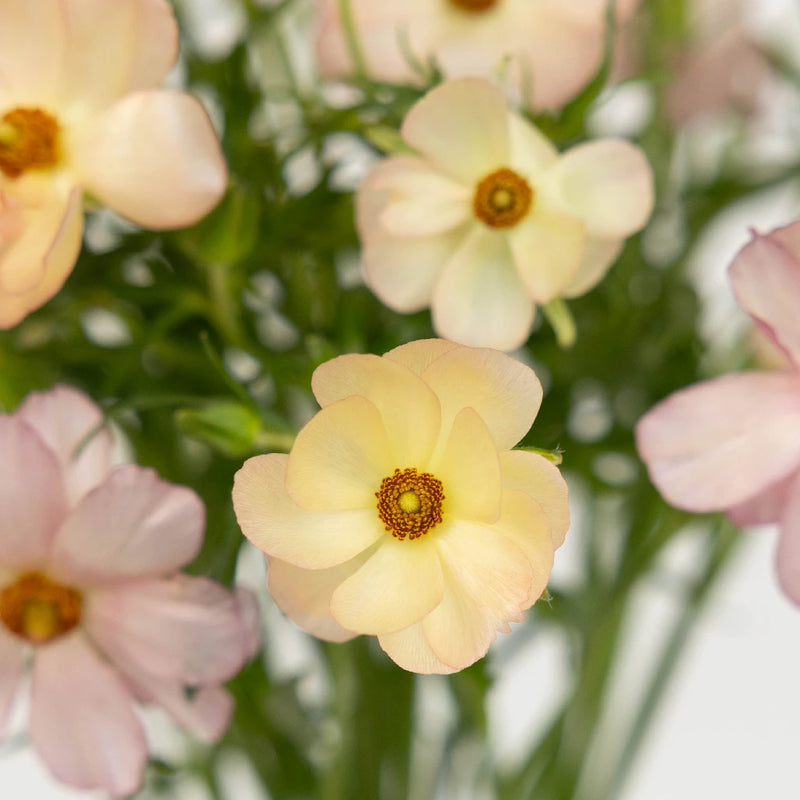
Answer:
636;372;800;512
384;339;460;376
233;454;383;569
432;225;536;350
50;465;204;583
331;535;442;635
777;475;800;605
422;518;533;670
500;450;570;548
285;395;395;511
729;222;800;370
0;627;26;739
0;417;67;569
546;141;654;238
378;622;457;674
560;236;624;299
420;340;543;451
401;79;510;183
30;634;147;797
507;206;586;303
311;354;441;467
71;90;226;229
430;407;502;523
507;111;559;178
267;554;368;643
0;188;84;330
85;575;255;685
15;385;113;507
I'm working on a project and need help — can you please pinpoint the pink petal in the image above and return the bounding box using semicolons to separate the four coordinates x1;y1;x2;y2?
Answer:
30;634;147;797
432;225;536;350
50;465;204;583
401;79;510;183
0;417;67;568
378;622;457;674
777;475;800;605
0;627;26;738
15;385;113;507
728;471;797;527
0;188;84;330
636;372;800;512
267;554;366;643
729;221;800;370
86;574;255;686
234;454;383;570
71;90;227;229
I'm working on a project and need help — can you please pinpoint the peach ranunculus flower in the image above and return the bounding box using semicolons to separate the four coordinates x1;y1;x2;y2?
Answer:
636;219;800;605
233;339;569;674
0;0;228;328
315;0;641;112
0;386;259;796
357;78;654;350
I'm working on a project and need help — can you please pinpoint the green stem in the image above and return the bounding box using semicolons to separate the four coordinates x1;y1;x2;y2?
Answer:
339;0;369;79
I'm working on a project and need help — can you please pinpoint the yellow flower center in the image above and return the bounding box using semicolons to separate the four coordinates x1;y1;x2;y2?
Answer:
376;468;445;541
473;167;533;229
449;0;499;11
0;572;82;644
0;107;61;179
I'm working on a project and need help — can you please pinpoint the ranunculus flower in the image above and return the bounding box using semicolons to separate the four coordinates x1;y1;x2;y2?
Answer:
315;0;641;112
635;219;800;604
0;386;258;796
357;78;654;350
0;0;228;328
233;339;569;673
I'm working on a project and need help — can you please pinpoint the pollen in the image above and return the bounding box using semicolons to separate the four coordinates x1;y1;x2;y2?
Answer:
0;107;61;179
376;468;445;541
473;167;533;229
0;572;82;644
449;0;499;11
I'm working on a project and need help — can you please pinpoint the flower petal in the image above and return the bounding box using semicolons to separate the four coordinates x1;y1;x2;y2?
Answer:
234;454;383;569
384;339;460;376
15;385;113;507
728;471;796;527
71;90;226;229
431;407;502;523
312;353;441;467
636;372;800;512
378;622;457;674
0;417;67;568
331;536;443;635
776;475;800;605
729;221;800;370
0;627;26;739
507;111;559;177
401;79;510;183
508;206;585;302
51;465;204;583
560;235;623;299
30;634;147;797
500;450;570;548
86;575;255;685
422;514;533;670
420;341;543;451
285;395;395;511
547;140;654;238
432;225;536;350
267;554;368;643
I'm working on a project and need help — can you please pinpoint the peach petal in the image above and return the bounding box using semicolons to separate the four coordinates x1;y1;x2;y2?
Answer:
51;465;204;583
234;454;383;569
312;353;441;467
378;622;457;675
330;535;443;635
30;634;147;797
384;339;460;377
72;90;227;229
0;627;26;739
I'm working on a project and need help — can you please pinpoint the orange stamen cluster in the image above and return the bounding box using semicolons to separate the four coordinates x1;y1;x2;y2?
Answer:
449;0;499;12
0;107;60;179
473;167;533;228
0;572;82;644
376;467;445;541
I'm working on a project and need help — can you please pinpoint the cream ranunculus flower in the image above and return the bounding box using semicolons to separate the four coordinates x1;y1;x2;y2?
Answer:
233;339;569;674
357;78;654;351
0;0;228;328
315;0;641;112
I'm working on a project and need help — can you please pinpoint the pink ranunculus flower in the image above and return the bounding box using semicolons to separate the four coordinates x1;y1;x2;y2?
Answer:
315;0;641;112
0;386;259;797
233;339;569;674
635;218;800;604
0;0;228;328
357;78;654;350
